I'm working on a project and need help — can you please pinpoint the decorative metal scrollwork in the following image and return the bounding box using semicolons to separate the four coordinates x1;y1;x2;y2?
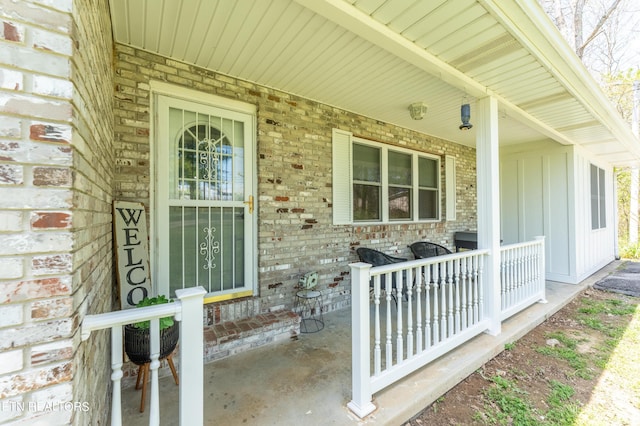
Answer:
199;138;221;181
199;226;220;270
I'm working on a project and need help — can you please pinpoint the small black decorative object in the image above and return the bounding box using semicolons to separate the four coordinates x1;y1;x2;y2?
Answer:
459;103;473;130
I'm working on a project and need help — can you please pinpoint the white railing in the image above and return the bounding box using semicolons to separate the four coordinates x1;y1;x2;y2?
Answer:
348;250;490;418
499;237;547;320
81;287;206;426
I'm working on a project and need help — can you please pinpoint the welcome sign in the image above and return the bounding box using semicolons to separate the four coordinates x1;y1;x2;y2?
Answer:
113;201;152;309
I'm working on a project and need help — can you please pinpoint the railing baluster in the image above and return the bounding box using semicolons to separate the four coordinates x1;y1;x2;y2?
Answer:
396;271;404;364
477;254;484;324
467;257;474;326
473;256;483;324
111;326;123;426
374;275;381;375
406;267;414;358
460;258;467;330
385;272;393;370
439;262;447;340
454;259;461;334
447;260;454;338
424;266;432;349
149;318;160;426
432;264;440;344
500;250;506;310
415;267;423;353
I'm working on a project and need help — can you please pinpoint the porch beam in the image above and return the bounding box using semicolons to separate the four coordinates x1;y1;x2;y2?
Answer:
475;96;501;336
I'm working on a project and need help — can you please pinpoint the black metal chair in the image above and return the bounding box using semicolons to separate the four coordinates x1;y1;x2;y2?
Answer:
409;242;452;286
356;247;407;304
408;241;452;259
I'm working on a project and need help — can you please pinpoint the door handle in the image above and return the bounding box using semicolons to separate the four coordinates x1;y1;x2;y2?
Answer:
244;195;254;214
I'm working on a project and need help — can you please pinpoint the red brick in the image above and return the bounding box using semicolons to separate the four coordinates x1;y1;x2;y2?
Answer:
29;124;71;144
32;167;72;186
3;22;22;42
32;254;72;274
31;298;73;320
0;278;71;303
31;342;73;365
0;362;72;398
30;212;72;229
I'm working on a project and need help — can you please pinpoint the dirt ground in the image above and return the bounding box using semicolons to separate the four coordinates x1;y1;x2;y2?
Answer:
404;287;639;426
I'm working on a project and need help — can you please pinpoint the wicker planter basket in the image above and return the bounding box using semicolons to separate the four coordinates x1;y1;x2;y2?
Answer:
124;322;179;365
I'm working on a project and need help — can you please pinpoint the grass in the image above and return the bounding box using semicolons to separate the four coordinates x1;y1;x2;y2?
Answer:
536;331;592;379
476;376;581;425
544;381;580;424
471;291;639;426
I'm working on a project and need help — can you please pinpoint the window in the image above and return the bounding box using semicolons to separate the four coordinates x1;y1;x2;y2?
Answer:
332;129;440;224
590;164;606;230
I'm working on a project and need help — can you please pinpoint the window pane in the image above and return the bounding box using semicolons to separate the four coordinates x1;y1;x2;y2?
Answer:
389;187;411;219
232;121;245;201
419;189;438;219
353;144;380;183
419;157;438;188
388;151;411;185
353;184;380;221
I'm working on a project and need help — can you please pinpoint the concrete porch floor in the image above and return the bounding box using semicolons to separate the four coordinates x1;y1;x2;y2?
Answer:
121;261;619;426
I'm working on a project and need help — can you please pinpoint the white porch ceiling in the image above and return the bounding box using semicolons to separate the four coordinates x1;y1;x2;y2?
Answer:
109;0;640;167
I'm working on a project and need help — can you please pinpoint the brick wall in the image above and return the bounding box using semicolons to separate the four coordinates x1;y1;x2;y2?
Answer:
0;1;114;425
114;45;477;318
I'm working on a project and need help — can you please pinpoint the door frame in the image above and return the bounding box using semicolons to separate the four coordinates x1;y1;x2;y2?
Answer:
149;81;258;301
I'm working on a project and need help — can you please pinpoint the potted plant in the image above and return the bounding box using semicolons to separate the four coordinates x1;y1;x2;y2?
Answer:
123;295;179;365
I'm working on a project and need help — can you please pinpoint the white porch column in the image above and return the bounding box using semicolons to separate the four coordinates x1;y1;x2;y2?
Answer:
348;262;376;418
475;96;501;336
175;287;206;426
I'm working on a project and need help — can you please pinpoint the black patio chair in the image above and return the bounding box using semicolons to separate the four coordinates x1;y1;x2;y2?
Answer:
356;247;408;304
408;241;452;259
409;242;452;286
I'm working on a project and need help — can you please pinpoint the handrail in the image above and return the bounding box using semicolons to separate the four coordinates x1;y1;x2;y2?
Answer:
81;287;206;426
81;302;183;341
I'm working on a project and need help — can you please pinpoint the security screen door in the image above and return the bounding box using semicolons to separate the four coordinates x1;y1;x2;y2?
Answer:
155;95;255;300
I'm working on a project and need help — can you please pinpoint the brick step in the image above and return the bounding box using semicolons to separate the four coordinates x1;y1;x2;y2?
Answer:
203;309;301;363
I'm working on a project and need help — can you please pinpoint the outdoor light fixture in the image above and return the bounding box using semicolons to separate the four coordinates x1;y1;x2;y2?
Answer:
408;102;428;120
459;103;473;130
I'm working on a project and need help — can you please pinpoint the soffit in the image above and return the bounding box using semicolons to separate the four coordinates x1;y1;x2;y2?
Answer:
109;0;640;166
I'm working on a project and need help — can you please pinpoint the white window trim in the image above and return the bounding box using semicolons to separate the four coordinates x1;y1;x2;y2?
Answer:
332;129;442;225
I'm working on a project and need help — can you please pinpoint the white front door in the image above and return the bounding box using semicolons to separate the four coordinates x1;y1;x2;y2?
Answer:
155;94;256;301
